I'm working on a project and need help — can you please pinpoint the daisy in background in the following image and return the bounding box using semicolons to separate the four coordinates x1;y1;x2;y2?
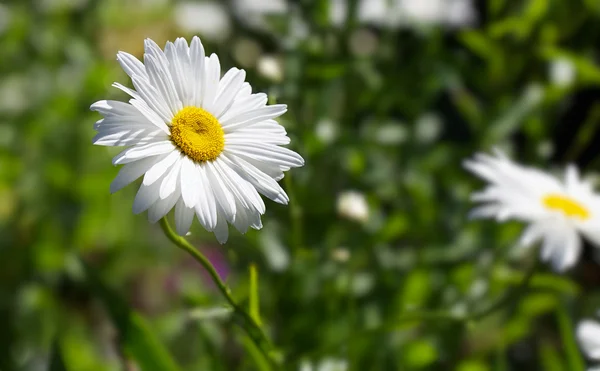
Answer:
577;317;600;370
91;37;304;243
464;149;600;271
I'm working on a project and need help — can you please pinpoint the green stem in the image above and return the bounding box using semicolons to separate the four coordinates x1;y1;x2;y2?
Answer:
471;259;539;321
159;218;278;369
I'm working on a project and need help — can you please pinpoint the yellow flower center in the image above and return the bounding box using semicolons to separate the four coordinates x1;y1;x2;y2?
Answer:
542;194;590;220
170;107;224;163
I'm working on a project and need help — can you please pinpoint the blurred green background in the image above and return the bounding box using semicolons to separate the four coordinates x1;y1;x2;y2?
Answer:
3;0;600;370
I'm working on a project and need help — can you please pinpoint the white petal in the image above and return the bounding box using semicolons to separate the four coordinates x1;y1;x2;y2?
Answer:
143;38;170;73
174;198;195;235
92;128;167;147
91;100;140;117
194;163;218;230
213;158;265;213
129;99;170;133
112;82;141;100
143;151;180;186
581;222;600;247
541;225;581;272
212;68;246;118
180;157;200;208
160;156;183;199
94;116;153;131
205;161;236;222
238;154;286;181
112;141;175;165
131;75;173;124
148;191;180;223
110;155;163;193
222;153;288;204
221;105;288;132
565;164;580;190
518;221;546;247
165;38;192;106
578;320;600;360
225;131;290;145
144;53;182;116
212;207;229;244
225;142;304;168
116;51;148;79
218;92;267;122
201;53;221;110
133;179;162;214
190;36;206;107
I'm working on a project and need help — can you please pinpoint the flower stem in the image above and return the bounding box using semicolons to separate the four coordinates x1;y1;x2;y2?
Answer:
159;218;279;369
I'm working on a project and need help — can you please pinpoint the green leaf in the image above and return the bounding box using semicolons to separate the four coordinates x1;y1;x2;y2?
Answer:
539;340;566;371
556;306;585;371
82;260;181;371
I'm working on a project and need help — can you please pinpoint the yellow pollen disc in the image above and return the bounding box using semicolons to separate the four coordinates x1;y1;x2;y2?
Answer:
170;107;224;163
542;194;590;220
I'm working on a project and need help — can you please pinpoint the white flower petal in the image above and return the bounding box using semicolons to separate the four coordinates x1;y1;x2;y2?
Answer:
221;104;288;132
144;53;182;115
110;155;164;193
518;221;547;247
578;320;600;360
112;141;175;165
201;53;221;110
541;224;580;272
143;151;181;186
226;131;290;145
180;157;200;208
159;156;183;199
190;36;206;106
148;191;180;223
112;82;141;100
194;163;218;230
131;75;173;124
174;198;195;235
133;179;162;214
226;142;304;168
92;128;166;147
212;68;246;118
91;100;140;117
212;206;229;244
129;98;170;133
165;38;192;106
116;51;148;80
223;153;289;204
205;161;236;222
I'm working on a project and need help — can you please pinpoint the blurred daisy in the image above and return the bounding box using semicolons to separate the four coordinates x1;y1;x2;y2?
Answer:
174;2;231;42
464;150;600;271
337;190;369;223
578;318;600;367
91;37;304;243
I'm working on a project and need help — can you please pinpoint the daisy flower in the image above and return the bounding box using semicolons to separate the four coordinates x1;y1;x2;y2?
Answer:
91;37;304;243
464;150;600;271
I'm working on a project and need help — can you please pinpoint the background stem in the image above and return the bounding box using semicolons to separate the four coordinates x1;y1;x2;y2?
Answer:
158;218;279;369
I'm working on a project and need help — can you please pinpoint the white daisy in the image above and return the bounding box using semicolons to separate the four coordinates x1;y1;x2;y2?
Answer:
91;37;304;243
464;150;600;271
578;319;600;361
